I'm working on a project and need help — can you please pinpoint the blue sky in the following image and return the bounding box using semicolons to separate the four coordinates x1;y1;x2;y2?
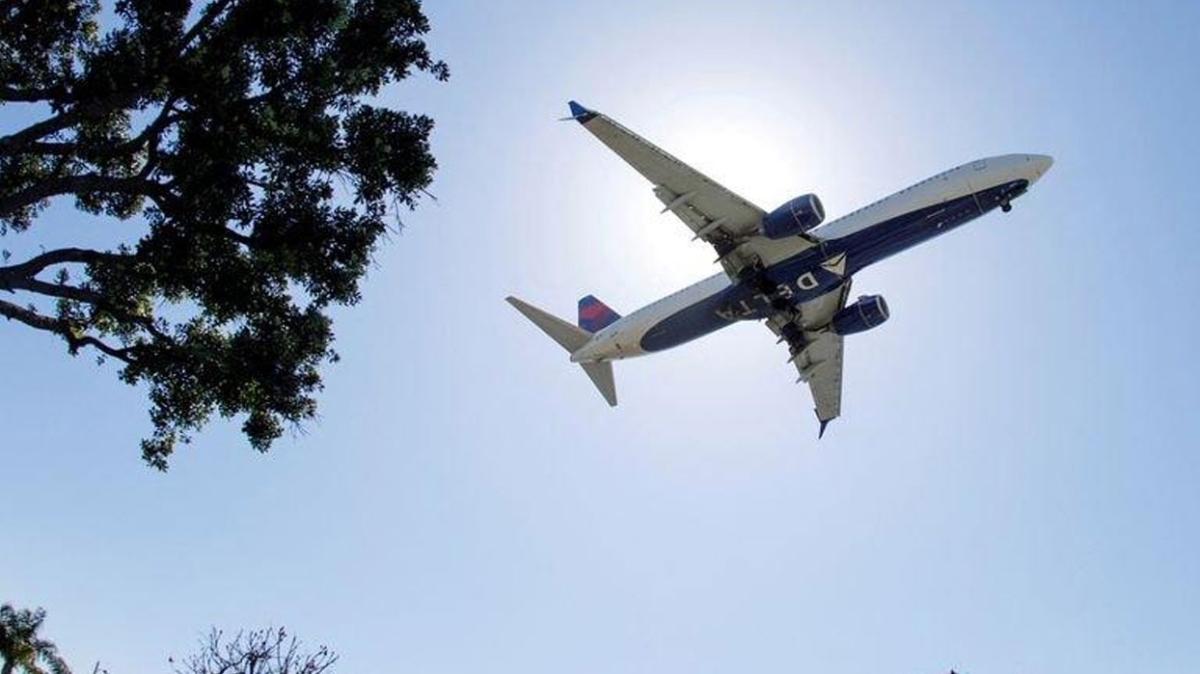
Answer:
4;1;1199;672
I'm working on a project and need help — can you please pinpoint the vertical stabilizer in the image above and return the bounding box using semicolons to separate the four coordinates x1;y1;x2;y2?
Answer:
578;295;621;332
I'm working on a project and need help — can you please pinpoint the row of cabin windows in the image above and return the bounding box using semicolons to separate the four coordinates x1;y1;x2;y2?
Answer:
836;165;961;221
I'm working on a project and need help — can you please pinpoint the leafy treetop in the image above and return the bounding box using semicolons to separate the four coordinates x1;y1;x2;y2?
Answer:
0;604;71;674
0;0;447;468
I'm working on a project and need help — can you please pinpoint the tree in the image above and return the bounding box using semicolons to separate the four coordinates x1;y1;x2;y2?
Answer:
0;605;71;674
2;606;336;674
174;628;335;674
0;0;447;469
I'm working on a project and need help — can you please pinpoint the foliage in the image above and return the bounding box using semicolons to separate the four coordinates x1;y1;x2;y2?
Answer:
0;0;447;468
0;604;71;674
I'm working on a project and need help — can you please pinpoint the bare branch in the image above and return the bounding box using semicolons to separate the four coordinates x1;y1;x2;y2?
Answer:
175;628;337;674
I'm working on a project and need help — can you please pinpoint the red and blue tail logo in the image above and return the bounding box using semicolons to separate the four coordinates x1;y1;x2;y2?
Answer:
578;295;621;333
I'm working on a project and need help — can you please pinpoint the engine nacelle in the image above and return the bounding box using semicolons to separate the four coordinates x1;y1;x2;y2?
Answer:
761;194;825;239
832;295;890;335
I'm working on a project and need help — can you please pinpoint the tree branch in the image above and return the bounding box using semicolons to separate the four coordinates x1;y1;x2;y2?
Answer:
0;297;135;363
0;248;173;344
0;84;69;103
15;107;180;159
223;228;255;246
0;276;169;343
3;275;106;304
180;0;236;51
0;173;169;218
0;91;145;155
0;247;127;279
0;109;82;152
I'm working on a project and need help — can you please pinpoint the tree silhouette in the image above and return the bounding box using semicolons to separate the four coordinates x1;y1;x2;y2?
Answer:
174;628;335;674
0;0;447;468
1;606;338;674
0;605;71;674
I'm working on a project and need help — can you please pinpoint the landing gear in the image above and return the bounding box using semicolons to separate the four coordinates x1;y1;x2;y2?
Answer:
747;265;794;312
780;323;805;351
737;261;768;287
1000;201;1012;213
738;261;781;298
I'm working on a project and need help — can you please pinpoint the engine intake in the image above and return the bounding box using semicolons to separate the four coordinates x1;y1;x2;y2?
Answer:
832;295;890;335
761;194;825;239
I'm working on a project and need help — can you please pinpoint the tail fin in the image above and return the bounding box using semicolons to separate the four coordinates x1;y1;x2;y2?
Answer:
507;296;618;407
578;295;621;332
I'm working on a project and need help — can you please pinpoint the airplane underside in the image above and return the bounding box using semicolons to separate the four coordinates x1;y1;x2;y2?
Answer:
508;99;1053;433
638;178;1031;353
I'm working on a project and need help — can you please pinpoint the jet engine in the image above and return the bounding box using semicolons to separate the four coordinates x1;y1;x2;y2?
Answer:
832;295;890;335
761;194;825;239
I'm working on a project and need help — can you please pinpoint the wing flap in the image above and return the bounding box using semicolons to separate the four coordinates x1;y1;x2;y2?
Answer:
792;331;844;424
765;283;852;435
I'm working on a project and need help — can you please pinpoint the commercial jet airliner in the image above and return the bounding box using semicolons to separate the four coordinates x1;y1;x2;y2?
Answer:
508;101;1053;436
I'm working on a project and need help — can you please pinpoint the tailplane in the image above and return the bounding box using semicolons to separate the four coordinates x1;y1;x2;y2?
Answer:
506;296;618;407
580;361;617;406
506;296;589;352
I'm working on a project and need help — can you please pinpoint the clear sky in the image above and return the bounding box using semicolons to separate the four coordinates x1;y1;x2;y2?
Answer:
4;1;1199;672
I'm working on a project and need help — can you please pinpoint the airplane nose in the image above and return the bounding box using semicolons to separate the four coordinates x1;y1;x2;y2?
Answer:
1025;154;1054;183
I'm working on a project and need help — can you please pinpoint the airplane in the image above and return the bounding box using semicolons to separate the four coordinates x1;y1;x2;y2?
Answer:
507;100;1053;436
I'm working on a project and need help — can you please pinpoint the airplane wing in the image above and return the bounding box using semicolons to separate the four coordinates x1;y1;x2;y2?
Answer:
765;282;852;436
565;101;817;278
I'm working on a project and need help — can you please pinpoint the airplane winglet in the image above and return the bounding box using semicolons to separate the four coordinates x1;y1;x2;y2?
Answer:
817;416;832;439
563;100;597;123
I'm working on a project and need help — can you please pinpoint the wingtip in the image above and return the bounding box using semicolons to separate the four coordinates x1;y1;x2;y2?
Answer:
566;100;597;123
817;415;832;439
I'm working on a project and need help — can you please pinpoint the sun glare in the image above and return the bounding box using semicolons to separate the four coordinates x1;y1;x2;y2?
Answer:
610;91;851;293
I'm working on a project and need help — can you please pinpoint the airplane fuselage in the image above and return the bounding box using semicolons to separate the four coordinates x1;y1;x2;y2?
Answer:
571;154;1052;363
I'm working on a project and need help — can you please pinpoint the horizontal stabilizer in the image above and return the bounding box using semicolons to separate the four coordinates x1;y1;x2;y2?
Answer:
506;296;591;352
581;361;617;406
